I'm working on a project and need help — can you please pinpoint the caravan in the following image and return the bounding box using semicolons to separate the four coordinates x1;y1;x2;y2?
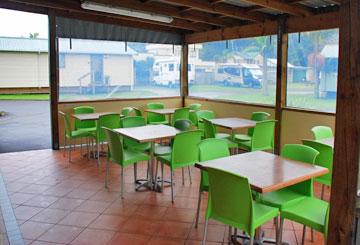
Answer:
214;63;263;88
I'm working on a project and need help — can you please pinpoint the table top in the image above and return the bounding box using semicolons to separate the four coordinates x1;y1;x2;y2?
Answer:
145;108;178;115
318;137;334;148
114;124;179;143
209;117;257;130
195;151;328;193
72;112;122;121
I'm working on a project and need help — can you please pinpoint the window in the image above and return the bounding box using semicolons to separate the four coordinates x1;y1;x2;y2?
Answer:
286;29;339;113
188;36;277;105
58;38;181;101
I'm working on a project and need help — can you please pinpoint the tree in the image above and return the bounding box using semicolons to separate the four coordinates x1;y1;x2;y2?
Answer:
29;32;39;39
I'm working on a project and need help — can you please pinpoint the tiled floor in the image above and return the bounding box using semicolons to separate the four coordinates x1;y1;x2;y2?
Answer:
0;149;329;245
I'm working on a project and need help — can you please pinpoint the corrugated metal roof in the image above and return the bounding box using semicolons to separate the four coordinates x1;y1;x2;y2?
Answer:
0;37;136;55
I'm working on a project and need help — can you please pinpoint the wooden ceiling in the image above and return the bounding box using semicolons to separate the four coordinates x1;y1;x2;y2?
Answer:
1;0;340;34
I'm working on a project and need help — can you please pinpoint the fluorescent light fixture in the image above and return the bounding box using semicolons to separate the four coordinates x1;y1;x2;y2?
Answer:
81;1;174;23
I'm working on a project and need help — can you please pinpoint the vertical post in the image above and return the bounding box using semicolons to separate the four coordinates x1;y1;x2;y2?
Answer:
180;44;189;107
328;0;360;244
274;18;288;155
49;12;59;150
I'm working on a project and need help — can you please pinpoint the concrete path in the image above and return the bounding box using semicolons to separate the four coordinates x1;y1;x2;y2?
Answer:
0;100;51;153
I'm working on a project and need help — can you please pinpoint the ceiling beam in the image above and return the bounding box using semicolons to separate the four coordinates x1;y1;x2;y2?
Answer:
7;0;209;32
93;0;232;27
160;0;270;22
241;0;312;16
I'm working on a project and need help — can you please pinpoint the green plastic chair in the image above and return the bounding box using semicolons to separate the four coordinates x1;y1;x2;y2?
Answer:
146;102;169;125
311;126;333;140
235;111;271;142
73;106;96;132
302;139;333;199
189;103;202;110
203;118;237;151
121;107;134;117
132;107;142;116
279;198;329;245
238;120;276;152
59;111;92;162
121;116;151;153
174;119;192;131
93;113;121;165
261;144;319;210
156;130;202;202
195;138;230;228
172;107;189;125
103;127;149;198
203;167;279;244
189;111;199;126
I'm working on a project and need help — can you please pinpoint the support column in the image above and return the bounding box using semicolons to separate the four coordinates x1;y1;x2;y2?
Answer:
49;12;59;150
274;18;288;155
180;44;189;107
328;0;360;244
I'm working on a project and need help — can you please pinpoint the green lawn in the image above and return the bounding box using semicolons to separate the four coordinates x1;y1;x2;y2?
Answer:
0;93;50;100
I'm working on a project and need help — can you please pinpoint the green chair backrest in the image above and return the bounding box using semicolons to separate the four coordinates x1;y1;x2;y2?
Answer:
59;111;71;138
171;130;202;168
196;110;215;121
189;111;199;126
203;118;216;139
97;114;121;142
311;126;333;140
121;107;134;117
146;102;166;123
73;106;96;130
132;107;142;116
174;119;192;131
302;139;333;186
248;111;271;136
199;138;230;191
103;127;124;165
121;116;147;149
281;144;319;196
207;167;255;235
251;120;276;151
189;103;202;110
173;107;190;124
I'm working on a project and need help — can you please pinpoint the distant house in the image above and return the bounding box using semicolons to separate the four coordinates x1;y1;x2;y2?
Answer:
0;37;136;93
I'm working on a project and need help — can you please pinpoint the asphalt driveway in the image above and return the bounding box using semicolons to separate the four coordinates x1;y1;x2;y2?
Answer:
0;100;51;153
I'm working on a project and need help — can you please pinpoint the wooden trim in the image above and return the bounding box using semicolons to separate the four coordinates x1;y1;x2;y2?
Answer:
58;96;182;105
274;18;288;155
48;12;59;150
283;107;336;117
185;11;339;44
180;44;189;107
328;0;360;244
185;96;275;110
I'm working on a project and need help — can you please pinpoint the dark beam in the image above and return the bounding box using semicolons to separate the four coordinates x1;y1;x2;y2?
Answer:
328;0;360;244
160;0;270;22
241;0;312;16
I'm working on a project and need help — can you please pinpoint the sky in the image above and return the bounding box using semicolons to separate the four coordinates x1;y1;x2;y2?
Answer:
0;8;48;38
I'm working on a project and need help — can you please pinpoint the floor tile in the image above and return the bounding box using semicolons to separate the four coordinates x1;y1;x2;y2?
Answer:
31;209;68;224
108;233;150;245
148;237;185;245
20;221;53;240
38;224;83;244
48;198;84;211
70;228;115;245
58;211;99;227
88;214;128;231
23;195;58;208
14;206;43;220
155;221;192;239
75;200;110;213
121;218;161;236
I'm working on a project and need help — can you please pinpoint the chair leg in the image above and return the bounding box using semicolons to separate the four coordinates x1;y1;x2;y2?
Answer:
134;163;137;184
311;228;314;242
161;162;164;191
321;184;325;200
170;169;174;203
86;137;90;160
278;217;284;245
275;217;279;244
105;157;110;189
68;139;72;162
121;167;124;199
228;226;232;244
195;191;202;228
188;166;192;185
154;161;159;189
202;219;209;245
80;138;83;155
302;225;306;245
97;140;100;166
249;237;254;245
63;137;67;157
182;168;185;185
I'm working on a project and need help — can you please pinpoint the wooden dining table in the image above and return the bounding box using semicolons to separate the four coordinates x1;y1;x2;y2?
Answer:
114;124;179;191
195;151;328;244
